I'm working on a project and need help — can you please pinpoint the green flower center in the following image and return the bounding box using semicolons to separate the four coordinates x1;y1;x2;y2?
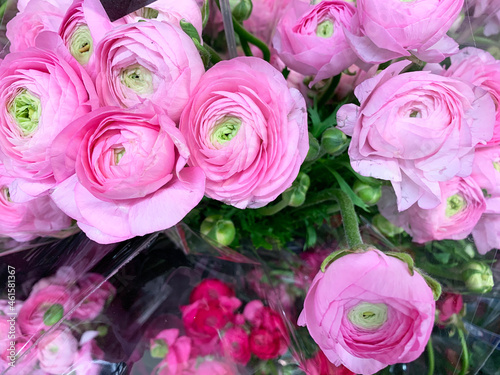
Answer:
409;110;421;118
69;25;93;65
210;117;241;147
1;187;11;203
120;64;154;95
8;89;41;137
316;20;334;38
348;302;388;330
493;161;500;173
114;147;126;165
446;194;466;217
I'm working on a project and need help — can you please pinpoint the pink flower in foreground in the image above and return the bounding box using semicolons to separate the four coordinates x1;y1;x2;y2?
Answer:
37;329;78;374
378;177;486;243
298;249;435;375
0;32;97;201
94;19;204;121
273;0;359;84
337;61;495;212
50;105;205;244
345;0;463;63
179;56;308;209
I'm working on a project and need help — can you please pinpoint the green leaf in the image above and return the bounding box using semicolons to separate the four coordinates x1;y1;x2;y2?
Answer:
180;19;201;43
432;251;450;264
421;273;442;301
329;169;369;212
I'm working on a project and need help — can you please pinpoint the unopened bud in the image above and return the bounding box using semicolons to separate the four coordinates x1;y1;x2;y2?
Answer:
321;127;348;156
305;132;320;161
372;214;404;237
353;180;382;206
200;215;236;246
462;262;494;294
283;172;310;207
232;0;253;22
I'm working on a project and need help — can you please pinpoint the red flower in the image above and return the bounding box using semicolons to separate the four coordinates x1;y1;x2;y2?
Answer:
189;279;235;303
220;326;251;365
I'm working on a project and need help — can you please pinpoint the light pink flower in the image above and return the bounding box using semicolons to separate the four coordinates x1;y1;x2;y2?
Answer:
378;178;486;243
337;61;495;211
0;167;72;242
123;0;203;36
345;0;463;63
0;32;97;201
17;0;73;13
274;0;359;84
72;338;104;375
37;329;78;374
298;249;435;375
179;56;308;209
17;285;75;336
152;329;192;375
73;273;115;320
94;20;204;122
6;0;69;52
440;48;500;146
244;0;292;43
50;105;205;244
31;266;78;294
472;210;500;254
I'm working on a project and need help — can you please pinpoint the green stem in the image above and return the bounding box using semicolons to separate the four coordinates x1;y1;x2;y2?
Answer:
232;17;271;62
317;73;341;107
427;337;435;375
457;328;469;375
203;44;222;63
257;198;289;216
333;189;363;249
240;38;253;56
0;0;8;20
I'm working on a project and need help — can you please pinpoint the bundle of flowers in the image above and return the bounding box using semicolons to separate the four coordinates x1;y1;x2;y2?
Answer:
0;0;499;374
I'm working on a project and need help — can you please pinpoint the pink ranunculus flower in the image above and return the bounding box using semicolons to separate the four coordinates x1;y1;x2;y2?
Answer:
0;166;72;242
50;105;205;244
337;61;496;212
123;0;203;36
17;285;75;336
31;266;78;295
37;329;78;374
189;279;235;304
298;249;435;375
17;0;73;13
0;32;98;201
439;48;500;146
94;20;205;122
191;358;238;375
72;337;104;375
436;293;463;323
179;56;308;209
73;273;116;320
244;0;292;44
472;210;500;255
345;0;463;64
6;0;69;53
300;350;355;375
273;0;359;85
220;326;251;365
378;177;486;243
152;329;192;375
58;0;120;76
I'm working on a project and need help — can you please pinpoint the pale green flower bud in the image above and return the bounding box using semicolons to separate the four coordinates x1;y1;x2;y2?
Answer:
321;127;348;156
372;214;404;237
353;180;382;206
200;215;236;246
283;172;310;207
232;0;253;22
462;262;494;294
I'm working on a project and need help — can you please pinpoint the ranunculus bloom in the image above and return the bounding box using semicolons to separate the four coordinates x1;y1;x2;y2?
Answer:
73;273;116;320
72;338;104;375
37;329;78;374
439;48;500;146
189;279;235;304
94;19;204;121
298;249;435;375
50;105;205;244
123;0;203;36
179;56;308;209
244;0;292;43
191;359;238;375
273;0;359;84
337;61;495;212
378;177;486;243
152;329;192;375
0;166;72;242
436;293;463;323
345;0;463;63
0;33;97;201
6;0;69;52
220;326;251;365
17;285;75;336
300;350;355;375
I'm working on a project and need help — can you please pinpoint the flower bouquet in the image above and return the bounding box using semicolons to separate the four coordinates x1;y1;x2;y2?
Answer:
1;0;500;374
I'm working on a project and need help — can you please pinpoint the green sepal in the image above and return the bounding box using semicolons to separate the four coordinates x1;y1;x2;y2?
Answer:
192;39;211;67
421;273;442;301
386;251;414;276
321;250;350;273
180;19;201;43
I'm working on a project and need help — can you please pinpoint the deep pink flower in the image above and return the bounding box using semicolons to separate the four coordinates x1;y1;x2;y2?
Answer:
437;293;463;322
179;56;308;209
50;105;205;244
220;326;251;365
73;273;116;320
273;0;359;84
191;359;238;375
345;0;463;63
378;177;486;243
337;61;495;212
300;350;355;375
189;279;235;304
298;249;435;375
94;20;204;122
